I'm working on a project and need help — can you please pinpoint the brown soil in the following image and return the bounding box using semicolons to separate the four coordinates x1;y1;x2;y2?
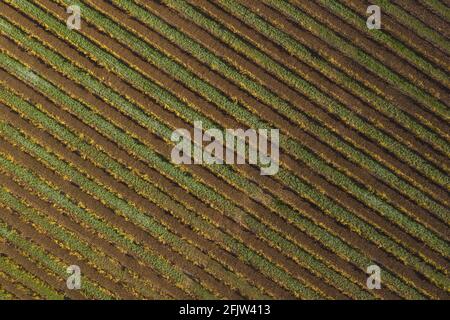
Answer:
0;40;432;300
175;0;449;204
0;102;301;300
290;0;450;102
0;138;194;299
0;167;172;299
0;263;33;299
104;0;450;255
345;0;450;70
0;0;448;300
33;0;450;245
114;0;450;219
392;0;450;38
0;204;134;299
0;240;84;299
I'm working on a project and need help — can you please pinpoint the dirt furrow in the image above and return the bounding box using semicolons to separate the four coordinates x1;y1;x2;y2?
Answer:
0;33;412;300
0;71;336;299
4;1;448;297
0;104;314;300
188;0;450;138
188;0;450;141
0;32;427;298
6;107;343;298
0;43;442;302
31;0;450;236
241;0;449;112
0;266;31;300
0;239;84;300
179;0;450;204
1;14;447;296
116;0;450;243
346;0;450;71
392;0;450;38
112;0;450;238
237;0;449;139
0;167;173;300
32;0;450;244
290;0;450;100
0;138;196;300
0;75;300;300
104;0;450;235
0;201;130;299
418;0;450;21
0;73;386;300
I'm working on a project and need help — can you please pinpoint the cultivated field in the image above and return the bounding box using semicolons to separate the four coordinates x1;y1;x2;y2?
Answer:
0;0;448;299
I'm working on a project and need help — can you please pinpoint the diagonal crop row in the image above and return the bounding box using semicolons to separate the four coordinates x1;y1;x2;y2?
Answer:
0;49;446;298
0;216;113;299
0;91;302;300
0;6;398;298
211;0;450;170
419;0;450;21
0;16;442;298
107;0;450;226
0;63;342;298
334;0;450;73
22;0;450;255
157;0;449;209
0;269;24;299
3;0;450;300
316;0;450;84
0;123;232;299
6;93;370;299
0;74;330;298
0;175;166;299
262;0;449;124
0;74;412;300
99;0;450;245
247;0;449;121
371;0;450;54
0;25;436;298
0;251;60;300
288;0;450;105
0;146;210;299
